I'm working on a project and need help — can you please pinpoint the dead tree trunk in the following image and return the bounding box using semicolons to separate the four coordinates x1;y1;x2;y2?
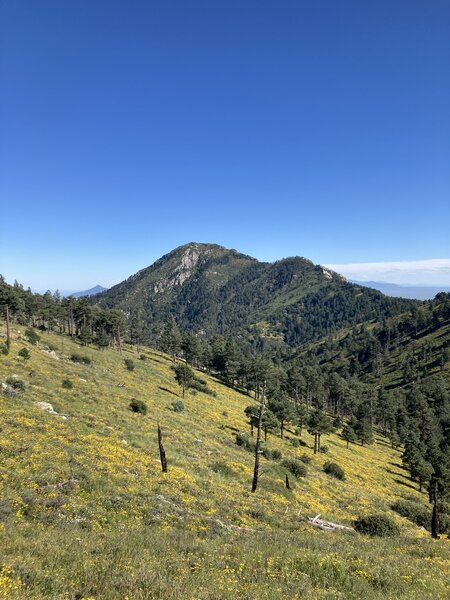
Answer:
5;306;11;352
285;474;290;490
158;423;168;473
251;382;266;493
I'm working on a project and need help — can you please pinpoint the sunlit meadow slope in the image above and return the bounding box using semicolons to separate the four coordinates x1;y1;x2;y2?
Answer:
0;329;448;599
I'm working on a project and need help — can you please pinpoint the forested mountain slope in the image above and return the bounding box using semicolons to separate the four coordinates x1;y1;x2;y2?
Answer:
94;243;417;347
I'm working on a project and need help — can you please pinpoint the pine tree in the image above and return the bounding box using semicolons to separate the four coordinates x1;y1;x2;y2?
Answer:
341;422;357;448
354;404;374;446
307;409;335;453
160;316;181;363
173;363;194;398
268;392;295;439
130;312;144;353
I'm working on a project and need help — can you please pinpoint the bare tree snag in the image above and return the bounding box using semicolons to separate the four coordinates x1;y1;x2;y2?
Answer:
158;423;168;473
251;381;266;493
285;474;290;490
5;306;11;351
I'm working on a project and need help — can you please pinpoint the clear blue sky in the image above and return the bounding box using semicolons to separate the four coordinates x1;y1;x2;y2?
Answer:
1;0;449;289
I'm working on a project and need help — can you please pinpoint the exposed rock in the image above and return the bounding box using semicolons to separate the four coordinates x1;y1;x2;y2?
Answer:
34;401;68;419
154;245;202;293
35;401;58;414
42;348;60;360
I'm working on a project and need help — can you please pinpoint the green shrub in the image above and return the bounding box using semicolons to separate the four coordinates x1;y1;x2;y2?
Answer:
290;438;301;448
235;432;256;453
171;400;185;412
392;499;430;528
319;445;329;454
70;353;91;365
129;398;147;415
271;448;282;460
190;377;217;397
62;379;73;390
0;344;8;355
282;458;308;478
18;348;30;360
354;514;400;537
124;358;135;371
323;461;345;480
5;377;26;391
139;354;147;361
299;453;312;464
262;447;282;461
235;432;247;447
25;328;40;345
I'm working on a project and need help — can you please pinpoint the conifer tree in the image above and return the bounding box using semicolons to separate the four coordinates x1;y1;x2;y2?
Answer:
173;363;194;398
160;316;181;363
341;422;357;448
307;409;335;453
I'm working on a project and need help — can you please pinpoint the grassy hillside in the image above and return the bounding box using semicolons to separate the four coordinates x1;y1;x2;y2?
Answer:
0;329;449;599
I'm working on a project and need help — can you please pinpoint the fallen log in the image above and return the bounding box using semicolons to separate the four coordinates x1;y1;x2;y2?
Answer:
307;514;354;532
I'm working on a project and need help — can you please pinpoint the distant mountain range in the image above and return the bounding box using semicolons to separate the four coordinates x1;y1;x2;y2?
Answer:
351;280;450;301
68;285;107;298
93;242;416;348
33;285;107;297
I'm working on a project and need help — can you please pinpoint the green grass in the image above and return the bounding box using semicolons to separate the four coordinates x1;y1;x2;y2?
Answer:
0;328;449;599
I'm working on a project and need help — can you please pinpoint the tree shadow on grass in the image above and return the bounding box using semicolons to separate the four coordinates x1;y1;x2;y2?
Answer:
389;461;407;471
151;358;165;365
376;438;395;449
159;386;179;397
224;425;240;433
394;478;417;491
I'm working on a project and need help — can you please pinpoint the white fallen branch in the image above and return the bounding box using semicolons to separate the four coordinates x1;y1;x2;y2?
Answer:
306;515;354;532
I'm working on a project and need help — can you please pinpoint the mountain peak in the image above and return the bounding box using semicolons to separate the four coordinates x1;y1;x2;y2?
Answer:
97;242;416;344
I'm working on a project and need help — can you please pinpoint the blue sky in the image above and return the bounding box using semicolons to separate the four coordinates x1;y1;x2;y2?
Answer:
1;0;449;289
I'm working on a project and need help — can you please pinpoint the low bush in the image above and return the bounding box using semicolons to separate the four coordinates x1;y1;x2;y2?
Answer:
0;344;8;355
5;377;26;391
139;354;147;361
392;499;430;529
354;514;400;537
62;379;73;390
235;432;256;453
25;328;40;345
323;461;345;480
262;447;283;461
18;348;30;360
282;458;307;478
190;377;217;397
319;445;329;454
129;398;147;415
171;400;185;412
124;358;135;371
299;453;312;464
70;353;91;365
